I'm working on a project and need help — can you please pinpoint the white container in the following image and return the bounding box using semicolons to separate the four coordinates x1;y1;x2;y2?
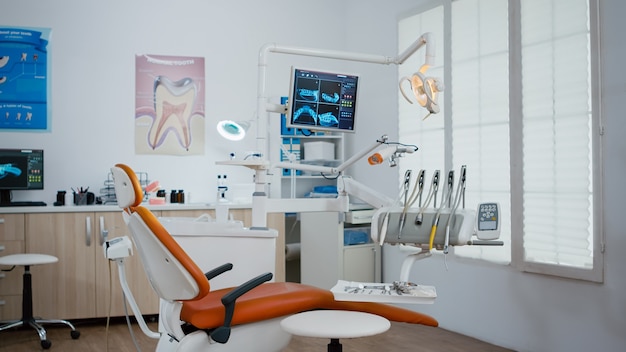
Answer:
303;141;334;161
160;216;277;289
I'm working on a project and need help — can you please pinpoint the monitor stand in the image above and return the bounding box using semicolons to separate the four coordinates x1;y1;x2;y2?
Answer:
0;190;11;205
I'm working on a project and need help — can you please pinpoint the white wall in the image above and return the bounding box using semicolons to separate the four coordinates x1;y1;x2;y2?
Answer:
342;1;626;351
0;0;356;203
2;0;625;351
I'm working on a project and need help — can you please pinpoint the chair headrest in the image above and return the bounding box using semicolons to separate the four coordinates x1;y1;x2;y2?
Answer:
111;164;144;209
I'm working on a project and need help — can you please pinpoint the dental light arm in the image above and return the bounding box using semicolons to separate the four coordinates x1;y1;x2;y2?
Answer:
273;135;388;175
264;135;399;214
227;33;438;228
255;32;437;161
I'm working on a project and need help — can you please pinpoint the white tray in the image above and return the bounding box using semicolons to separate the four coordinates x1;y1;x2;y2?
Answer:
331;280;437;305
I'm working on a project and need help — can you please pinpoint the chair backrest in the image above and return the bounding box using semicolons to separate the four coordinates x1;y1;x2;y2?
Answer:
111;164;210;302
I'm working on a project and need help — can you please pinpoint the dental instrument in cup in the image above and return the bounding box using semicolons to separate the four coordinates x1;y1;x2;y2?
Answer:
443;165;466;254
376;169;425;246
398;170;412;237
428;170;455;250
398;169;426;238
415;170;440;225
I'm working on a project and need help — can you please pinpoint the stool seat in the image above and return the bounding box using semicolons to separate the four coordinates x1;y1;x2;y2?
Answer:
0;253;79;349
281;310;390;351
0;253;58;266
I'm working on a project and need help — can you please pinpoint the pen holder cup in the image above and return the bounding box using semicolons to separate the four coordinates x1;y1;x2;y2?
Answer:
74;192;95;205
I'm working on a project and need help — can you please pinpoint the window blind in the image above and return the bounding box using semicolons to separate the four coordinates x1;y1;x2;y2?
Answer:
519;0;594;269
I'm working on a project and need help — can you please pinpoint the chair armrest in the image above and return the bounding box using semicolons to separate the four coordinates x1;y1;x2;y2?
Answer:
210;272;273;344
204;263;233;281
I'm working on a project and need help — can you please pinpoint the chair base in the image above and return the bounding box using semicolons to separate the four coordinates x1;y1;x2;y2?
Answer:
0;317;80;349
328;338;342;352
0;263;80;349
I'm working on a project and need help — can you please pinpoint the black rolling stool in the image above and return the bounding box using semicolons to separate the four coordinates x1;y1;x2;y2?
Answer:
0;253;80;349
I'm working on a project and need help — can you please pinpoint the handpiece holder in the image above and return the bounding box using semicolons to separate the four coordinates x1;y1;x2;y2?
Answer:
371;205;503;282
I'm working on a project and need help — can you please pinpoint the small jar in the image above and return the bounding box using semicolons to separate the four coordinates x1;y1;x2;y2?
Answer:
170;190;178;203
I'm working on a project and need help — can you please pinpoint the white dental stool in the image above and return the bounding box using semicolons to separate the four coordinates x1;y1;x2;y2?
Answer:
280;310;390;352
0;253;80;349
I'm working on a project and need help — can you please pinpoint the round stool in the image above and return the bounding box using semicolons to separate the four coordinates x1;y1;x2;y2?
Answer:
281;310;390;352
0;253;80;349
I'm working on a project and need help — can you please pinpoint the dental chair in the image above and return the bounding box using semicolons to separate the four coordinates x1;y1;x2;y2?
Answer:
110;163;438;352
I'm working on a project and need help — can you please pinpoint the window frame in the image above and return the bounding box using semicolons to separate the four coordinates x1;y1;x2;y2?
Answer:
397;0;604;282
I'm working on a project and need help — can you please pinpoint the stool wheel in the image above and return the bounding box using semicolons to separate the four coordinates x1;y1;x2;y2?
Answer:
71;330;81;339
41;339;52;349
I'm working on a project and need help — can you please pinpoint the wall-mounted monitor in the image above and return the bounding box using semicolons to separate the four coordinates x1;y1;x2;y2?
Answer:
0;148;44;205
287;67;359;133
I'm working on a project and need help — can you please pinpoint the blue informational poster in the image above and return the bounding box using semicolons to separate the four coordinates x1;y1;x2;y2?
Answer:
0;27;50;131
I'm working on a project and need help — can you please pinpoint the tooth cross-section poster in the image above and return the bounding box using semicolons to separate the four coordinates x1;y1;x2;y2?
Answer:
135;54;205;155
0;27;51;131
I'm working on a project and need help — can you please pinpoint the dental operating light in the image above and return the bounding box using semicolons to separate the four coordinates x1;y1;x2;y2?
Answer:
399;70;443;119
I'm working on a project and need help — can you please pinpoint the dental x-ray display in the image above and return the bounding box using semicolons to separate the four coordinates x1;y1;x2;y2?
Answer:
0;148;44;205
287;67;358;133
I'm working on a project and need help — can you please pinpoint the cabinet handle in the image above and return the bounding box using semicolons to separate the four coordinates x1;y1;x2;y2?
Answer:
86;216;92;247
99;216;108;246
0;273;5;279
0;300;5;306
0;218;4;224
0;245;4;253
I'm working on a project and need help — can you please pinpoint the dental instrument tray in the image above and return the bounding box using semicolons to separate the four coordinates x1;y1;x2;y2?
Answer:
331;280;436;304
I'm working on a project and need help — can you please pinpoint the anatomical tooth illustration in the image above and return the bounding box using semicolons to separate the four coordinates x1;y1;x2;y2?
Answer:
149;76;197;150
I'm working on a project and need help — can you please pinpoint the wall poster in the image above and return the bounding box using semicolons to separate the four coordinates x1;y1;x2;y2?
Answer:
135;54;205;155
0;27;51;131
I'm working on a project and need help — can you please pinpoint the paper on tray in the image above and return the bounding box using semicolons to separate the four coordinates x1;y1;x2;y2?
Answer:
331;280;437;304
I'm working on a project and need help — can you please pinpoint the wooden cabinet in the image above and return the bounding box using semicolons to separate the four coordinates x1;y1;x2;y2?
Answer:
0;214;25;320
25;212;97;319
23;211;159;320
94;211;160;317
2;206;284;320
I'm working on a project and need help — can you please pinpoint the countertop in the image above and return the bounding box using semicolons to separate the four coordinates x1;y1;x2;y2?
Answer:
0;202;253;214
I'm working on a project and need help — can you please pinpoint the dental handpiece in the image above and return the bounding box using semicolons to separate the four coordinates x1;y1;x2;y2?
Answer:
416;170;439;225
398;170;412;238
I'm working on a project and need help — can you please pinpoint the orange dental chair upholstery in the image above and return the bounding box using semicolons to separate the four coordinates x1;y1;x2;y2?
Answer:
111;164;437;351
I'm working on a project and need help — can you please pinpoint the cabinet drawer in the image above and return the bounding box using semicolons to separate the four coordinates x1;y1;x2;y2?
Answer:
0;295;22;320
0;241;25;295
0;214;25;241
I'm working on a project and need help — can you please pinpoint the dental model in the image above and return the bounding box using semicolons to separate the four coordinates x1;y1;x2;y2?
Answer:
0;55;8;68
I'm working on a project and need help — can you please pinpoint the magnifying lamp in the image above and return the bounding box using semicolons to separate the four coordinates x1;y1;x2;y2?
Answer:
216;120;251;141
